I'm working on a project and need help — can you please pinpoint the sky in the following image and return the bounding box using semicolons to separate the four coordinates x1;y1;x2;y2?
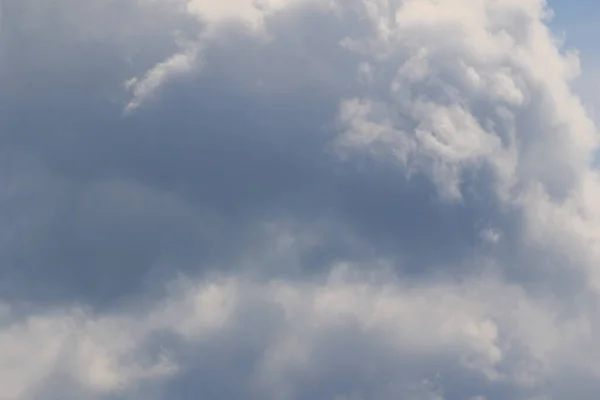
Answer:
3;0;600;399
548;0;600;118
549;0;599;50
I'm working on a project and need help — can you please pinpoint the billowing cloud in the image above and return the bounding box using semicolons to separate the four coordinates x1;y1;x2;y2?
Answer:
2;0;600;399
2;265;595;399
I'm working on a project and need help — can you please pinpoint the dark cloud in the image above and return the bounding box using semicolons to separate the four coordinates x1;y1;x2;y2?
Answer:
0;0;510;308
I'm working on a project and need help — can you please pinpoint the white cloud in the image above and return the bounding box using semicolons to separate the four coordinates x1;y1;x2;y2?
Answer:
0;264;593;399
185;0;337;29
0;276;239;398
0;308;176;398
124;41;200;112
336;0;597;202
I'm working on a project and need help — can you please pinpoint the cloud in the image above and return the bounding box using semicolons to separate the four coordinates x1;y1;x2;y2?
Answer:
124;40;200;112
2;0;600;399
335;0;595;202
0;265;591;399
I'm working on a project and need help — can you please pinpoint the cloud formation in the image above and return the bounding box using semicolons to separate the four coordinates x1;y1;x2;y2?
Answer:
3;0;600;399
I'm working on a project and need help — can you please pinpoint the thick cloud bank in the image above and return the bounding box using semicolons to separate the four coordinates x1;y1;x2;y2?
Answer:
2;0;600;399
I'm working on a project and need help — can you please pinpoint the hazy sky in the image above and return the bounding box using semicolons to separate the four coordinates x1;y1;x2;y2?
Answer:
3;1;600;399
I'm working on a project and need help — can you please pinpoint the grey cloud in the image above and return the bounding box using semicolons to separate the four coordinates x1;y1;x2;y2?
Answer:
2;0;600;399
0;0;505;307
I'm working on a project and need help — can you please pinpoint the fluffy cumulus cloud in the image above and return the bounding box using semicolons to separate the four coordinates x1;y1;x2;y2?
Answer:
3;0;600;399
